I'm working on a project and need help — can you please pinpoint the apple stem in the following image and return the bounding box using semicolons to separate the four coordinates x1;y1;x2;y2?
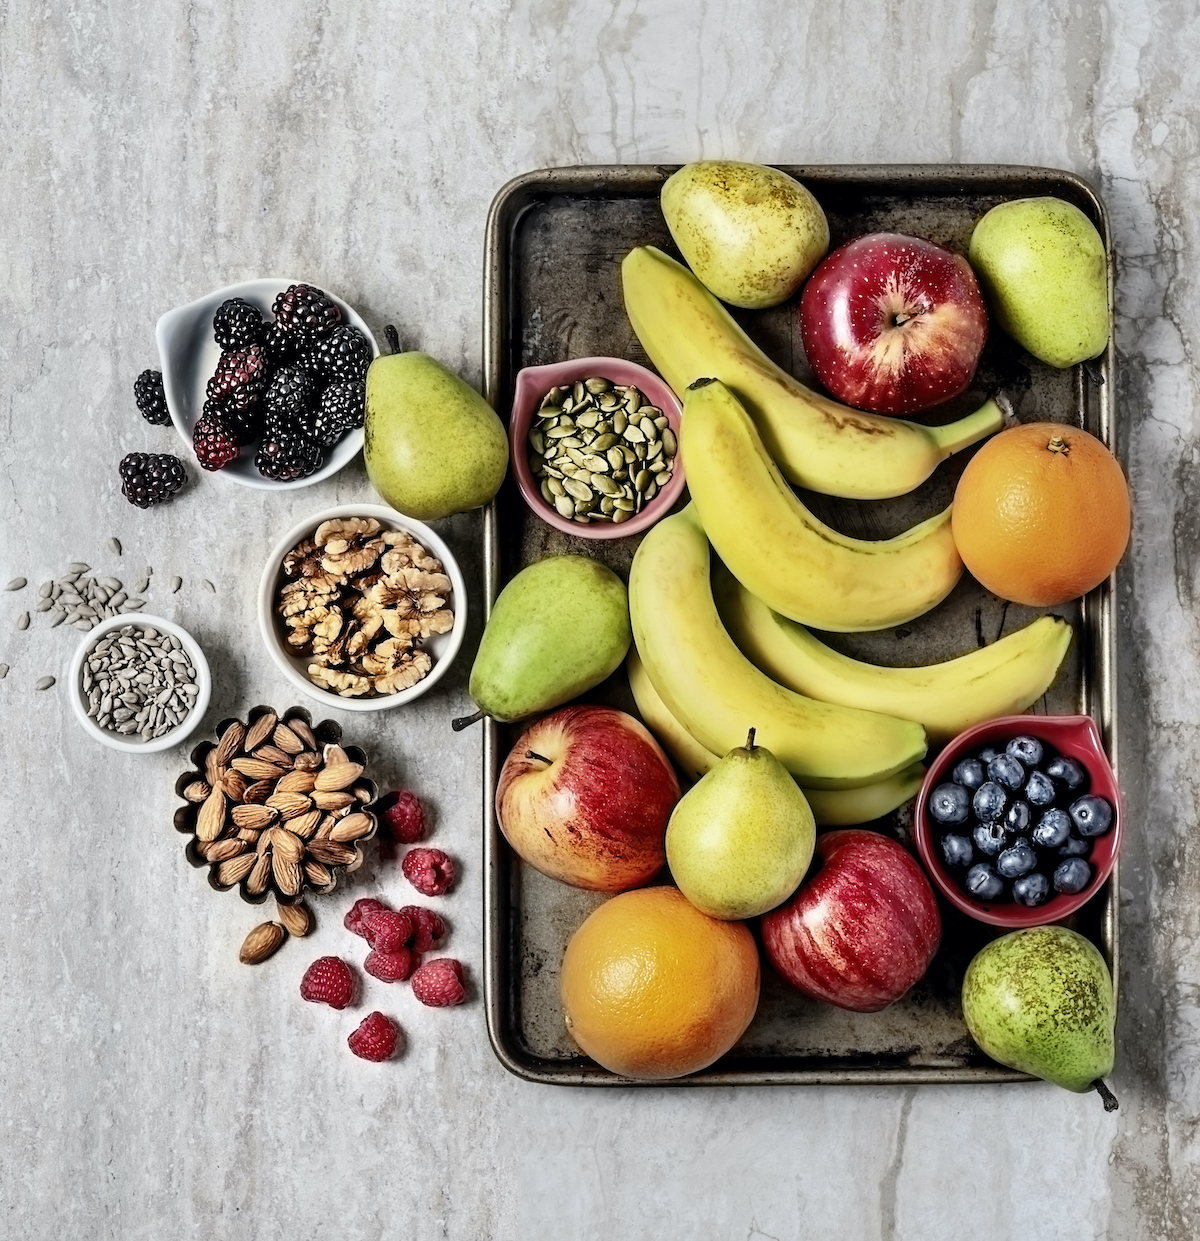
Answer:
384;324;401;354
451;709;487;731
745;728;756;752
1093;1079;1119;1112
526;750;551;765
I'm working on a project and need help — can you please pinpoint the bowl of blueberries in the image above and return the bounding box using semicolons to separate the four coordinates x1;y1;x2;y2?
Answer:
912;715;1122;928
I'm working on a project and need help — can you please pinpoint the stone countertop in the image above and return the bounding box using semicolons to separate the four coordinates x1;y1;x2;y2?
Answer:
0;1;1194;1237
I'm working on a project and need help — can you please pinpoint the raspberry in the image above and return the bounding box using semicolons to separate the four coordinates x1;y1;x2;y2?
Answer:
299;956;357;1009
398;906;446;954
344;897;388;938
192;410;240;471
411;958;466;1008
381;790;427;845
347;1011;401;1062
361;909;414;953
364;946;418;983
402;848;456;897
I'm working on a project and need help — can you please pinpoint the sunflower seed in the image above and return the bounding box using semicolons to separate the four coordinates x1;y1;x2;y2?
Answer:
0;664;8;679
108;537;122;555
34;675;55;690
16;612;29;630
6;578;26;591
170;576;182;593
203;580;215;593
68;562;89;573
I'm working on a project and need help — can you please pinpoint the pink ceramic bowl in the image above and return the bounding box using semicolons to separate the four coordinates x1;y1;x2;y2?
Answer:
509;357;685;540
912;715;1123;928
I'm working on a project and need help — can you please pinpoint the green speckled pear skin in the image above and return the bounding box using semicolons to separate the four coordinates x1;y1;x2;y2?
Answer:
665;736;816;920
468;555;631;723
968;197;1108;369
962;926;1115;1093
364;352;509;521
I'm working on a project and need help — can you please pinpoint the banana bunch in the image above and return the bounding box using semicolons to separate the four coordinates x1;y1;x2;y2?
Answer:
621;245;1004;500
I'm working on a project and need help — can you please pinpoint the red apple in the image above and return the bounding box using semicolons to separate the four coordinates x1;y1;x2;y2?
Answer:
761;829;941;1012
496;705;680;891
797;232;988;414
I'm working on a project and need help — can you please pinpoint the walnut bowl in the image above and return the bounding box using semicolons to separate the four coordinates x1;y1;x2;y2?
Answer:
257;504;467;712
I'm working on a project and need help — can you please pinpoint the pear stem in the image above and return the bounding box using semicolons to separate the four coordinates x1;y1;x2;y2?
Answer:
384;324;401;354
451;709;486;731
1093;1079;1119;1112
745;728;756;752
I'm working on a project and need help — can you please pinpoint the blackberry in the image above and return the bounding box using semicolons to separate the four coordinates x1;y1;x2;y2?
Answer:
119;452;187;508
264;365;318;427
212;298;265;350
205;397;262;447
134;369;171;426
271;283;341;349
206;343;269;410
262;320;295;367
193;409;241;471
316;325;372;383
255;427;324;481
301;380;364;445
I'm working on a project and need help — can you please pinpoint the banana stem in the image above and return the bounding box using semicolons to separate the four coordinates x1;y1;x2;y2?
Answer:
924;398;1006;456
1093;1079;1119;1112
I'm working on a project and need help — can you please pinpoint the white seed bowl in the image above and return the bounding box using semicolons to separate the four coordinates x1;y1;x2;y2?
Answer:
258;504;467;712
155;277;379;490
69;614;212;753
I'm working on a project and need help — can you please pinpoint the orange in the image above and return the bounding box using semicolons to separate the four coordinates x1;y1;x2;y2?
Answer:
560;886;760;1080
951;422;1130;606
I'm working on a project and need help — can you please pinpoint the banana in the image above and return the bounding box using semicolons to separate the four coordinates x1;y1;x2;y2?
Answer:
683;379;963;632
714;565;1073;741
621;245;1004;500
628;505;926;789
627;646;927;824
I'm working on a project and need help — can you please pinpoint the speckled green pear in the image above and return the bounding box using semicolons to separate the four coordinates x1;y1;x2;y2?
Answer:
962;926;1117;1104
968;197;1109;368
665;730;815;920
661;162;830;309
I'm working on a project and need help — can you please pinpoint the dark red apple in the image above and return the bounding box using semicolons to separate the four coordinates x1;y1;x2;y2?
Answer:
798;232;988;414
496;705;680;891
761;829;941;1012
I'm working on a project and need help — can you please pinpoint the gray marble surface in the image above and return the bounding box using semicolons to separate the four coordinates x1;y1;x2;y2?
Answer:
0;0;1196;1236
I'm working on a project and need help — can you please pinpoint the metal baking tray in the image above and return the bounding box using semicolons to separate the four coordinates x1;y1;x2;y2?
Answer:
480;164;1118;1086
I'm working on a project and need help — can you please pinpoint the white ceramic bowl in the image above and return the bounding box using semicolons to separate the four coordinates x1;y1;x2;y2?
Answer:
155;277;379;490
258;504;467;712
69;614;212;753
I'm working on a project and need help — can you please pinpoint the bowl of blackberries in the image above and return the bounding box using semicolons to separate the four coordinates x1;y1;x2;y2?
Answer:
152;279;379;489
912;715;1123;928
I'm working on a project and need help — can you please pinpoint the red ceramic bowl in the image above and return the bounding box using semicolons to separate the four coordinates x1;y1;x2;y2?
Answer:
509;357;685;540
913;715;1123;928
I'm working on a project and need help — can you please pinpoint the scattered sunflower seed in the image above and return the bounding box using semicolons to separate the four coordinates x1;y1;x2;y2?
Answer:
16;612;29;630
108;537;122;555
34;675;55;690
203;580;215;593
170;576;182;593
6;578;26;591
0;663;8;679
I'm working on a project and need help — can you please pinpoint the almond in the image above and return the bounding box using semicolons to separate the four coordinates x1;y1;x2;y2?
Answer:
306;840;357;866
220;769;248;802
289;718;318;750
272;723;305;754
303;860;333;887
322;743;350;768
247;853;272;896
217;853;256;887
266;791;313;820
205;838;245;863
239;921;285;965
231;804;278;830
352;783;373;803
196;787;227;843
289;809;322;840
231;757;287;781
253;744;295;769
243;711;278;753
236;827;262;844
275;769;317;795
315;813;337;839
270;827;304;863
242;779;275;804
329;812;373;843
293;750;323;772
182;780;210;803
204;749;225;786
312;789;355;811
276;901;311;937
272;852;301;896
215;720;247;767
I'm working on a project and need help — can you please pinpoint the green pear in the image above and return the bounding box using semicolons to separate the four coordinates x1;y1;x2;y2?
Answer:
364;342;508;521
665;729;815;920
455;555;631;727
962;925;1118;1110
968;197;1109;368
661;161;829;309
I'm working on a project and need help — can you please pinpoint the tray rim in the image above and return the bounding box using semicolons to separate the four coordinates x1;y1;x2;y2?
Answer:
480;162;1119;1087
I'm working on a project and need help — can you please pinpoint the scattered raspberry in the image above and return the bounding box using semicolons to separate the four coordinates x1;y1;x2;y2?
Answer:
381;790;428;846
364;946;419;983
402;848;456;897
361;909;415;954
399;906;446;954
344;897;388;938
347;1011;401;1062
411;958;466;1008
299;956;357;1009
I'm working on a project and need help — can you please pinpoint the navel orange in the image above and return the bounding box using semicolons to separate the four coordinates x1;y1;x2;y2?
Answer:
560;886;760;1080
951;422;1130;606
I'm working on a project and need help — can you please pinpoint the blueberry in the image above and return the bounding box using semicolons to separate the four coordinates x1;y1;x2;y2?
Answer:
929;782;971;825
1004;800;1031;834
988;753;1025;790
1007;735;1044;766
973;781;1007;821
951;758;986;790
941;834;974;869
973;822;1007;856
997;839;1036;878
1053;857;1093;894
1069;794;1114;838
1024;770;1057;807
1046;755;1086;791
965;864;1004;901
1012;871;1051;907
1059;835;1092;858
978;746;1001;764
1031;808;1071;849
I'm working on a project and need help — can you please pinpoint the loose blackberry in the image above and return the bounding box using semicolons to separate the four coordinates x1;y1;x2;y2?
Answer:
119;452;187;508
212;298;265;350
206;343;269;410
316;325;372;383
205;397;263;447
134;369;171;426
264;365;318;427
256;426;324;481
193;409;241;471
271;284;341;349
